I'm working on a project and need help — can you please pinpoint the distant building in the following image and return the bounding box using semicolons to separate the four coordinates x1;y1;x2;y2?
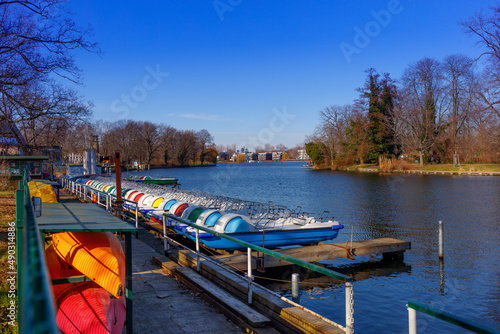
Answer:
297;149;310;160
0;118;48;181
218;152;229;162
0;118;27;156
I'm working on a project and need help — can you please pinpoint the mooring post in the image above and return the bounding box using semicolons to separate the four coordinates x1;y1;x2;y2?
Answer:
438;220;444;259
345;282;354;334
292;273;300;303
195;229;200;272
408;305;417;334
247;247;253;304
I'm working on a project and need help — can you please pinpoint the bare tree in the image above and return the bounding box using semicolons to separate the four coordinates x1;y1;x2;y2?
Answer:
399;57;446;165
137;121;162;165
196;129;214;165
0;0;98;153
461;4;500;118
317;104;353;163
442;54;477;161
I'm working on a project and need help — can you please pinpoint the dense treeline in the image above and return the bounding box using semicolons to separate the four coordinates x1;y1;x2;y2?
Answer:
66;120;217;166
307;5;500;167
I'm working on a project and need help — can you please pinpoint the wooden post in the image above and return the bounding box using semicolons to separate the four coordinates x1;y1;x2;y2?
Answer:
115;151;123;219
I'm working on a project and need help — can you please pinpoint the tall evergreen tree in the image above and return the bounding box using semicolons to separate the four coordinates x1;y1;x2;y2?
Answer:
379;78;398;156
360;69;392;163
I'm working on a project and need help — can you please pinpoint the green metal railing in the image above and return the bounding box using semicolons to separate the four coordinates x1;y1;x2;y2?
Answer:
166;214;354;333
167;214;352;282
16;172;58;333
407;301;500;334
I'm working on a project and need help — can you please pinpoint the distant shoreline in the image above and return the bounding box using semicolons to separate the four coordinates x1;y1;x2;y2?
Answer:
309;164;500;176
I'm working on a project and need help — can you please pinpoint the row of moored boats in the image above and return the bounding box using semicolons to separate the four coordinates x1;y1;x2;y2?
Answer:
75;176;344;250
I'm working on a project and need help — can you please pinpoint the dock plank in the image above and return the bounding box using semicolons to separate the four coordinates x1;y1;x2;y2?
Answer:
215;237;410;271
175;266;271;328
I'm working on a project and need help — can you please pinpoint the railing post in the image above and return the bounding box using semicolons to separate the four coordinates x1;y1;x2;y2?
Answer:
135;202;139;230
247;247;253;304
195;229;200;272
408;306;417;334
162;215;168;255
345;282;354;334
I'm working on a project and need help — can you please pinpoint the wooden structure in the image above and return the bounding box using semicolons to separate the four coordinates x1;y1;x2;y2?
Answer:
214;237;410;271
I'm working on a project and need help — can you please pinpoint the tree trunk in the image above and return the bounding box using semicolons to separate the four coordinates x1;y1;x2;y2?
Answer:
419;151;424;166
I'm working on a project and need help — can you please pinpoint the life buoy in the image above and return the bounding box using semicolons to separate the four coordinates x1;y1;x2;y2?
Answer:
92;193;97;203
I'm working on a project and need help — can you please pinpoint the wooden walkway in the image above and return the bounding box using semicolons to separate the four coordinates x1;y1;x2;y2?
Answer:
215;238;411;271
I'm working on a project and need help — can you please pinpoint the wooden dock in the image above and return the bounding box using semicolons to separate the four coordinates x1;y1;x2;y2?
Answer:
215;237;411;271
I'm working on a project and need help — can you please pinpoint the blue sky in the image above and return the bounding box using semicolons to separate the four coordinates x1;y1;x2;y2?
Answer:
68;0;492;150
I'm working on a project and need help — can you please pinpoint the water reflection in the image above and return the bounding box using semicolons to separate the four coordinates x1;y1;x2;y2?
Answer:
135;164;500;332
254;259;411;291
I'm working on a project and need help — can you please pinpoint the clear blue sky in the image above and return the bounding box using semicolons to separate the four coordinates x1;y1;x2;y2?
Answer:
68;0;492;150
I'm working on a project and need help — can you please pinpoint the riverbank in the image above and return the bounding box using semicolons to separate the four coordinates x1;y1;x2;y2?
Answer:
315;163;500;176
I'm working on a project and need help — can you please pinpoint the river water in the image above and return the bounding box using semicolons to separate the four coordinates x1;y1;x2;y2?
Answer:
129;162;500;333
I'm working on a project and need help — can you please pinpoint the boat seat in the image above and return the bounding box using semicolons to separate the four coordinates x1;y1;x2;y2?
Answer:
214;214;251;233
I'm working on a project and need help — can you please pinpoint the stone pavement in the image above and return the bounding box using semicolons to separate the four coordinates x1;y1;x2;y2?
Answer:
130;234;244;334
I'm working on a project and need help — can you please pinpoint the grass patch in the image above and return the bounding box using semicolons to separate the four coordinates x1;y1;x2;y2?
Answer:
416;164;500;172
345;164;379;171
0;190;16;229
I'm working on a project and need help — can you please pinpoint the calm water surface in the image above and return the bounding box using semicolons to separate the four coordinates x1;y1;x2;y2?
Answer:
130;163;500;333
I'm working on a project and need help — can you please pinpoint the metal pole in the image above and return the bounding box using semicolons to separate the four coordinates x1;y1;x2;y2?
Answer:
247;247;253;304
84;185;87;202
163;215;168;255
125;232;133;334
292;273;300;303
195;229;200;272
135;203;139;229
408;306;417;334
345;282;354;334
438;220;444;259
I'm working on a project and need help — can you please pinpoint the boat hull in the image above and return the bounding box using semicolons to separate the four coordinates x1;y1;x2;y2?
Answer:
184;225;344;250
52;231;125;298
45;245;126;334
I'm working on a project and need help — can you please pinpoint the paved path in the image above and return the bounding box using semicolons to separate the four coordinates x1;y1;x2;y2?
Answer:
130;235;244;334
57;189;244;333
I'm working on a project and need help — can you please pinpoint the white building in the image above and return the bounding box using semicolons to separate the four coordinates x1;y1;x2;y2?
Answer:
297;149;310;160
